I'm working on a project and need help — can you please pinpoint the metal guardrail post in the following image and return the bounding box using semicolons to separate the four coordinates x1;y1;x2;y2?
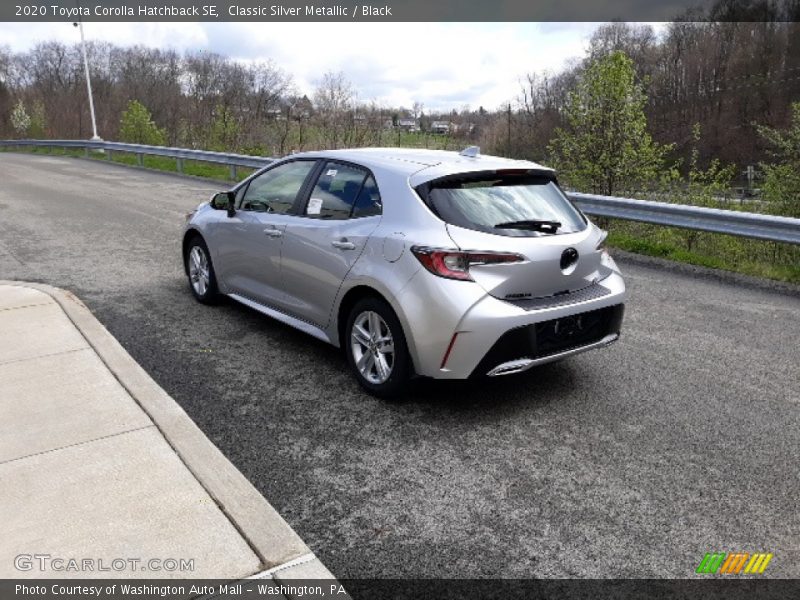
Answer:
136;153;143;166
176;158;183;173
229;164;237;180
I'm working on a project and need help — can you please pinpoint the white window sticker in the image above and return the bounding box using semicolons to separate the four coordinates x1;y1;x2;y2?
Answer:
326;169;338;177
307;198;323;215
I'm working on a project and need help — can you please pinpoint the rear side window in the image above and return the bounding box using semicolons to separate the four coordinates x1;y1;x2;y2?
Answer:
352;176;382;218
305;162;381;219
420;173;586;236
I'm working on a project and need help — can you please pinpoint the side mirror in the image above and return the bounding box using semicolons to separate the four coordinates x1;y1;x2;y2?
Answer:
211;191;236;217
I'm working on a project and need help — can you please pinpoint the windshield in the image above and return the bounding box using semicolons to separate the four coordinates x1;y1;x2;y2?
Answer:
421;174;587;237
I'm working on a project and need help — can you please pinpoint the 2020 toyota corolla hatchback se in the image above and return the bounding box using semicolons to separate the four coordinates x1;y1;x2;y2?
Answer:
182;147;625;397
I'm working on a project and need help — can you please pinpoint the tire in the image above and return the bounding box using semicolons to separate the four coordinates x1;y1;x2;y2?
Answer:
345;297;411;398
185;236;220;304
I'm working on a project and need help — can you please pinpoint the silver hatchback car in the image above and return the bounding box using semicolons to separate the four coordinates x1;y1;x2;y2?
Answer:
183;147;625;396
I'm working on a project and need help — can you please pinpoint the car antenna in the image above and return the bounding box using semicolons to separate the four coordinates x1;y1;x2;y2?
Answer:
459;146;480;158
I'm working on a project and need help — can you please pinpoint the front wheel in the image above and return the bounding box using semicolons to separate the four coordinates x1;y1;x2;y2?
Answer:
186;237;220;304
345;297;411;398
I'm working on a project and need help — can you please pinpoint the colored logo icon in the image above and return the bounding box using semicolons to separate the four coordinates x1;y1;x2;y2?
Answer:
696;552;773;574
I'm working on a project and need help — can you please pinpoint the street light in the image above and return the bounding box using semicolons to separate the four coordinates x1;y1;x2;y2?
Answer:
73;14;101;141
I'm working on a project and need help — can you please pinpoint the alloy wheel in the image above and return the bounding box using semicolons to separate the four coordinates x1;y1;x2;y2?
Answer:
188;245;210;297
350;310;395;384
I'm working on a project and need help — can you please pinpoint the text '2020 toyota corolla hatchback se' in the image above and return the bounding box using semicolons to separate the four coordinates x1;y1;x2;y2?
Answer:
183;147;625;397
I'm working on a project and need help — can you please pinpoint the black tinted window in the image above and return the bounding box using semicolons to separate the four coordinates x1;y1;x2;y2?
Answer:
422;174;586;236
352;176;382;218
240;161;316;214
306;162;368;219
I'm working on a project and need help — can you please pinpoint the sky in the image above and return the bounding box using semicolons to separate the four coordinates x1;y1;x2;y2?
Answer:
0;22;662;112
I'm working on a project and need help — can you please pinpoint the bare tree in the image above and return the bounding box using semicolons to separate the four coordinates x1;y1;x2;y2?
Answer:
313;71;355;149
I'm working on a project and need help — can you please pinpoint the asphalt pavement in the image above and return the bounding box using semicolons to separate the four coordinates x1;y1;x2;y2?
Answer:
0;152;798;579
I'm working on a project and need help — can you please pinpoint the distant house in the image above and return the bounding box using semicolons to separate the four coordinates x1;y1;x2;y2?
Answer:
430;120;452;134
397;118;420;132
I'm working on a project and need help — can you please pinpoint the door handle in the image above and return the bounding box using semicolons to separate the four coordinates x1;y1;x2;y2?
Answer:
264;228;283;238
331;239;356;250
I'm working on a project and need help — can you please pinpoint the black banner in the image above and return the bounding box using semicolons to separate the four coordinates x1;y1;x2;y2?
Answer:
3;0;799;22
3;579;800;600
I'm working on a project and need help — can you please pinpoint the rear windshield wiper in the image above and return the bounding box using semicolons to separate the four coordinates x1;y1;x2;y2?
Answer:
494;220;561;233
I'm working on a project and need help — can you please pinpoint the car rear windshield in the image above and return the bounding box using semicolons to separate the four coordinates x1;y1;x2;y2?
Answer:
419;173;587;237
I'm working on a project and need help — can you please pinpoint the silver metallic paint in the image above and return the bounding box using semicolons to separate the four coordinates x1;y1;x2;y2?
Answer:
184;148;626;379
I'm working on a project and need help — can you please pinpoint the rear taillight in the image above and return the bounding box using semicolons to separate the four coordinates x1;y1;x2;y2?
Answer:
411;246;524;281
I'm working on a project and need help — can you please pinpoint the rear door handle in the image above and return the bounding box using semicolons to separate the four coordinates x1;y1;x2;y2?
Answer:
331;239;356;250
264;228;283;238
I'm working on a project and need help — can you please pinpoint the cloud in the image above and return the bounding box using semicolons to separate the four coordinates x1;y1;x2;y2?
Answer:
0;21;598;111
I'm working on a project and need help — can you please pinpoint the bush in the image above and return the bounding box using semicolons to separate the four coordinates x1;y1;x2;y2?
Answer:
119;100;167;146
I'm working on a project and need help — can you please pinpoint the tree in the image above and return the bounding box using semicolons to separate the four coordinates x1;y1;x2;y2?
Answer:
28;99;46;138
757;101;800;218
313;71;356;149
10;99;30;136
548;51;672;195
207;104;239;151
119;99;166;146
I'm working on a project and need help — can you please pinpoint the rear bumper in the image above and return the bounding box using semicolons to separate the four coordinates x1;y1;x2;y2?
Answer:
486;333;619;376
398;267;626;379
477;304;624;377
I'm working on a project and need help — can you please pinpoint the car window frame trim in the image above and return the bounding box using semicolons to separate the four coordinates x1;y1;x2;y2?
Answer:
295;159;383;221
232;158;321;214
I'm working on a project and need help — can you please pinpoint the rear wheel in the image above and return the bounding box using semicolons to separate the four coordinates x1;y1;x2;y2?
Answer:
346;297;411;398
186;237;220;304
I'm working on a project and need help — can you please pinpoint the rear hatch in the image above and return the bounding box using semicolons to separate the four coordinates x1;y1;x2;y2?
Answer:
416;170;609;300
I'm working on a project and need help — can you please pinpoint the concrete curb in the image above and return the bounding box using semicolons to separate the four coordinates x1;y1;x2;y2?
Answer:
0;280;335;581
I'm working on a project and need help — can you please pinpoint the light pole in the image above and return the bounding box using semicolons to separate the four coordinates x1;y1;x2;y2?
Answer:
73;13;101;141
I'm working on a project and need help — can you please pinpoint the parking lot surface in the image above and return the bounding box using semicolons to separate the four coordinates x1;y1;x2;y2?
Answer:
1;153;798;578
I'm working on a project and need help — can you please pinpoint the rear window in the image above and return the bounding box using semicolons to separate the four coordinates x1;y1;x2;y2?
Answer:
419;173;587;236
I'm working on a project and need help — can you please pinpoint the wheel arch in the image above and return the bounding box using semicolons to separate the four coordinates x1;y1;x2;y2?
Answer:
334;283;420;376
182;228;204;274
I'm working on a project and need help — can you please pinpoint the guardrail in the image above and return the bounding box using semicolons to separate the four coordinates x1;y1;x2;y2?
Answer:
2;139;799;245
0;138;273;179
568;192;800;245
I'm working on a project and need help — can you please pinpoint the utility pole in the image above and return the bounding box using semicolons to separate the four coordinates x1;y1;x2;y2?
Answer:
74;2;101;141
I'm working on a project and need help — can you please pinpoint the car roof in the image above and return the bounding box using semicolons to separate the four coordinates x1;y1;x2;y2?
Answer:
288;148;554;182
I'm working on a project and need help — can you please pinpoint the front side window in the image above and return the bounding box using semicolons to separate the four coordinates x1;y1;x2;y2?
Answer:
305;162;376;220
240;160;316;214
420;173;587;236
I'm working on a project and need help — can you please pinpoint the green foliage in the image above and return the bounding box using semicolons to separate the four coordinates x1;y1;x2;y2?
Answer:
670;124;736;250
119;100;167;146
27;100;46;138
607;225;800;283
548;51;673;196
757;102;800;218
206;105;240;151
